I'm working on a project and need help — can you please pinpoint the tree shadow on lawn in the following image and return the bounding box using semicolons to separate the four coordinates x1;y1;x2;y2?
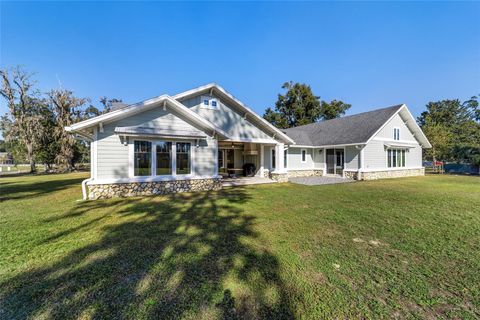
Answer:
0;188;295;319
0;176;85;201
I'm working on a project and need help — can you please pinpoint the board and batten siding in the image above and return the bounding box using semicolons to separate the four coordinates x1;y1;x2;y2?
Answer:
181;95;273;141
96;107;216;180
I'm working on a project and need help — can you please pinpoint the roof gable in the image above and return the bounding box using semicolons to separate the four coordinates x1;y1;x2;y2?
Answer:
174;83;294;144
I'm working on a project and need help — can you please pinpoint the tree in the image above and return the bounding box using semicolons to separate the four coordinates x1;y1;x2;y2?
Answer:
263;81;351;128
48;89;87;171
418;96;480;162
0;67;49;173
319;99;351;120
264;82;321;128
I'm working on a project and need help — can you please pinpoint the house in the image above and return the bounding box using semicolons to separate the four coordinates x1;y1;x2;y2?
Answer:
66;84;431;199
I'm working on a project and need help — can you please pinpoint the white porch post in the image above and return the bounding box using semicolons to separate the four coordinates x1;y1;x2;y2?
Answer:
274;143;285;173
214;138;219;176
260;144;264;177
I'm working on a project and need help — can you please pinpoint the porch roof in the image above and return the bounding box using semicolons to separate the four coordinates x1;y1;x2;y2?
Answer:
114;126;207;139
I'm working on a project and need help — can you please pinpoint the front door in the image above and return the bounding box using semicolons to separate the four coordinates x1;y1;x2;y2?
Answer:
326;148;344;175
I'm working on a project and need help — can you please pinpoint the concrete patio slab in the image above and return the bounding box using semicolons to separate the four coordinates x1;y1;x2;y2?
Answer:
289;176;354;185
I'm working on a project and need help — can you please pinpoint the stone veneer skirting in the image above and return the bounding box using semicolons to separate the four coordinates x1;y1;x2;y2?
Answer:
287;169;323;178
360;168;425;180
88;178;222;200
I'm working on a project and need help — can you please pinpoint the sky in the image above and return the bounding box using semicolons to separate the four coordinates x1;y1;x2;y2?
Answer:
1;1;479;120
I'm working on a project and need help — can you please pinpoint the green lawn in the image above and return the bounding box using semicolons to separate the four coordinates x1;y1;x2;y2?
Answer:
0;173;479;319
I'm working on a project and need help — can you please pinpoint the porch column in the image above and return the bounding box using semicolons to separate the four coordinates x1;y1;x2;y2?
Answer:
260;144;264;177
274;143;285;173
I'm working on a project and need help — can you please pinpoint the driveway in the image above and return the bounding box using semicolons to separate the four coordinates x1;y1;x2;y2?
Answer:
289;176;354;185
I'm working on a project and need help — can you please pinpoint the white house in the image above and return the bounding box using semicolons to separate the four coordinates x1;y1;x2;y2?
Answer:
66;84;431;199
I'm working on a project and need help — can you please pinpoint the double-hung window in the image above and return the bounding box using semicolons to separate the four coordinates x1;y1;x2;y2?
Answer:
134;141;152;176
387;149;406;168
176;142;191;175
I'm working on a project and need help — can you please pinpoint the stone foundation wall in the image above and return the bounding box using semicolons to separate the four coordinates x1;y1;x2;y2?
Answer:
344;171;358;180
287;169;323;178
361;168;425;180
269;172;289;183
88;178;222;200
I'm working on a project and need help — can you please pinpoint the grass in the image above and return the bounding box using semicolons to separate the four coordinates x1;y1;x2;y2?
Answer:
0;173;479;319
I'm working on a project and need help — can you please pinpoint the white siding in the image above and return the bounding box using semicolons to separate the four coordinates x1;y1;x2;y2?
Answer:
363;113;423;170
287;147;315;169
96;107;216;180
376;113;416;142
181;95;273;140
345;146;359;170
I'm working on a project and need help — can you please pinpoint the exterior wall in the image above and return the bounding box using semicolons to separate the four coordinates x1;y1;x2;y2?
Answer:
181;95;273;141
96;107;216;180
345;146;359;170
287;147;316;169
376;113;417;141
362;168;425;180
87;178;222;199
363;140;387;170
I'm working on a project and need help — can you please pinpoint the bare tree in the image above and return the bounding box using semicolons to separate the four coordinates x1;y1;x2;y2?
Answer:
0;67;47;173
48;89;87;171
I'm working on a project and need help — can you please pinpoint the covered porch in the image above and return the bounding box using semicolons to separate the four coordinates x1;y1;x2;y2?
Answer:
217;140;286;179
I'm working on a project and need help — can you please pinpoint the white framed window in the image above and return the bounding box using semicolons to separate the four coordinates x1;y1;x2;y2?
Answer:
134;141;152;176
387;149;406;168
201;96;219;110
393;127;400;141
176;142;191;175
131;140;193;178
301;149;307;163
156;141;172;175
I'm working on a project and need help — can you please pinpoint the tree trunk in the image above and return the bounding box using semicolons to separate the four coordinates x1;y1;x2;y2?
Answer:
25;142;36;173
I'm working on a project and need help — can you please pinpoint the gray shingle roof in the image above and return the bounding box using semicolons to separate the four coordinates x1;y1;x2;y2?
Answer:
283;104;403;146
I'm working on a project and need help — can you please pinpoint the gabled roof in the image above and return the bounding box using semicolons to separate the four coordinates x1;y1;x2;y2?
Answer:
173;83;295;144
283;104;432;148
65;95;230;139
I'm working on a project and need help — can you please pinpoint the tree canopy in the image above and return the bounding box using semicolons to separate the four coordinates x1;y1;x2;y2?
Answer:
418;96;480;163
263;81;351;128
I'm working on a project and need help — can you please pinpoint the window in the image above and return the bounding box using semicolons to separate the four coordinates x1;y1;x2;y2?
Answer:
203;99;209;106
201;96;218;110
284;149;288;168
394;128;400;140
156;141;172;175
301;149;307;162
134;141;151;176
176;142;191;175
387;149;406;168
271;148;276;169
211;100;217;107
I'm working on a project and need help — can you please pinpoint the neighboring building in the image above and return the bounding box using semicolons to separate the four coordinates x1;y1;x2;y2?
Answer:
0;152;14;165
66;84;431;199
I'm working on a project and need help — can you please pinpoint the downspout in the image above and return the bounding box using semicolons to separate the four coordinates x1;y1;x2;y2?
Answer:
81;178;93;200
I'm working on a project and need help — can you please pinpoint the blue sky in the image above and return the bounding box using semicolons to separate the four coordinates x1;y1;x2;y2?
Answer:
1;1;479;120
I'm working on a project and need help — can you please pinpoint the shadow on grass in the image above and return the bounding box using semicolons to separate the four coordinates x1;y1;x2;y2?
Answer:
0;176;85;201
0;188;295;319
